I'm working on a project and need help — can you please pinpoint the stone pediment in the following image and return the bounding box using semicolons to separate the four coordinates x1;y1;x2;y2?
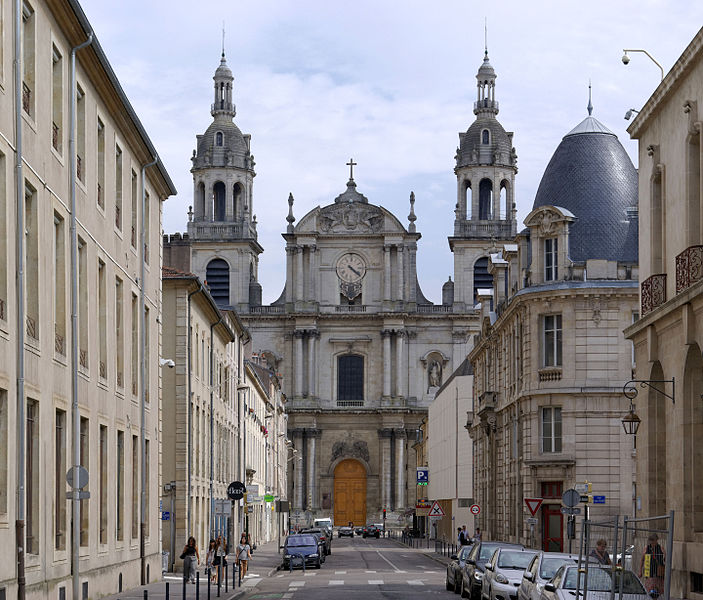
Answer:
318;202;385;234
524;206;575;237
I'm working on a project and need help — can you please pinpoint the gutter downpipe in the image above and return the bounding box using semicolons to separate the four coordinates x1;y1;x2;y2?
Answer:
14;1;25;598
186;282;205;539
210;315;223;539
139;155;158;585
69;31;93;600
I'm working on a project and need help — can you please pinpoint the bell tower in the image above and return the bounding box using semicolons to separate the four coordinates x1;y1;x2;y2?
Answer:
449;49;518;310
187;51;263;312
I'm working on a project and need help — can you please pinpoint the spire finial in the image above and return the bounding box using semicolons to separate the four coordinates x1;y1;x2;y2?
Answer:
286;193;296;233
587;80;593;116
408;191;417;233
222;21;226;58
484;17;488;57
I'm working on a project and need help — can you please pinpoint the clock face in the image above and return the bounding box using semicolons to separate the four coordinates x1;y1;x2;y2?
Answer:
336;253;367;283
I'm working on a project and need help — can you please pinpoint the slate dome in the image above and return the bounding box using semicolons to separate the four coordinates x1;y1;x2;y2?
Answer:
195;120;250;169
458;118;513;166
532;115;638;263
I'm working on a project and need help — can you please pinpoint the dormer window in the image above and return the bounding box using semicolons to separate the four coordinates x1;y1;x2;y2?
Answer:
482;129;490;145
545;238;558;281
215;131;223;147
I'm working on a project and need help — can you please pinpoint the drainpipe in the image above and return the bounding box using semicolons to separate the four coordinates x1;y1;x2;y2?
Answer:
69;30;93;600
210;315;223;539
186;282;205;538
14;1;26;598
139;155;157;585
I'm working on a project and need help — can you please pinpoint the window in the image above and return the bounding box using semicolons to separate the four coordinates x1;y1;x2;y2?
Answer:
97;119;105;209
543;314;562;367
54;213;66;355
482;129;489;145
0;390;7;514
144;191;150;265
144;439;150;536
21;2;35;116
116;430;124;541
115;278;123;388
26;399;39;554
541;407;562;453
337;355;364;402
215;131;223;146
51;44;63;152
79;417;89;546
55;409;66;549
144;306;149;402
213;181;226;221
98;260;106;379
115;145;122;230
479;178;493;220
131;435;138;538
0;152;6;321
545;238;558;281
131;293;138;395
130;170;137;248
473;257;493;307
76;86;85;181
99;425;107;544
78;238;88;368
206;259;230;307
25;182;38;339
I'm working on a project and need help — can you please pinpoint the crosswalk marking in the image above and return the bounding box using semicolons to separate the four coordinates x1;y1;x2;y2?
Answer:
368;579;384;585
408;579;425;586
335;570;347;574
329;580;345;585
303;572;317;576
289;580;306;587
365;570;376;573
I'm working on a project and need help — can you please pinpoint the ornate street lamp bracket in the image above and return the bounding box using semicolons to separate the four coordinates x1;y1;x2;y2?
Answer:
623;378;675;404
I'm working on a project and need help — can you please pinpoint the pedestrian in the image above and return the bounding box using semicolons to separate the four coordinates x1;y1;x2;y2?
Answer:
589;538;612;565
474;527;482;542
206;539;216;582
457;527;464;546
640;533;665;597
461;525;469;545
215;535;228;582
180;536;200;584
236;533;252;579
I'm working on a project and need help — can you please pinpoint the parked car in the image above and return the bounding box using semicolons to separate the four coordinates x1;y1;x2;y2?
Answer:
518;552;580;600
338;526;354;538
540;565;648;600
363;524;381;538
354;526;365;536
482;547;539;600
313;517;333;533
281;534;323;569
300;527;332;556
460;541;524;600
447;544;474;593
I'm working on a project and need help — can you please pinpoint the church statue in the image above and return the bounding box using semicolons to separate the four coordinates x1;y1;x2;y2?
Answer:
428;360;442;388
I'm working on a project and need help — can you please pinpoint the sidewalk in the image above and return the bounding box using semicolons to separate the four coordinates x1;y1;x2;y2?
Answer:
99;538;284;600
389;536;452;568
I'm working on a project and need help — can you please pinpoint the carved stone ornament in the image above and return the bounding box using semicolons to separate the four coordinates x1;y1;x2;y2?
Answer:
539;211;557;236
318;203;384;234
331;440;370;464
340;281;362;300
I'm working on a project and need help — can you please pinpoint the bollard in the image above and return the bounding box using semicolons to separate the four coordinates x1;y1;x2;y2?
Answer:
196;571;200;599
225;564;228;593
207;570;211;600
217;567;221;598
232;562;236;590
165;581;169;600
182;575;187;599
144;590;148;599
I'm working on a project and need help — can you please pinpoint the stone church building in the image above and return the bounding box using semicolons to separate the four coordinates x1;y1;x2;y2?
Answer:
164;49;518;526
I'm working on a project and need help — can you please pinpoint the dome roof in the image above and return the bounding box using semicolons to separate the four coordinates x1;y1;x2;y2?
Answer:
214;55;233;79
477;54;496;78
457;118;513;167
532;116;638;263
194;120;250;169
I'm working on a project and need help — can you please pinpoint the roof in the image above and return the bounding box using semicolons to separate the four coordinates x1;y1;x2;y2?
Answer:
434;357;473;397
194;120;250;170
532;117;638;263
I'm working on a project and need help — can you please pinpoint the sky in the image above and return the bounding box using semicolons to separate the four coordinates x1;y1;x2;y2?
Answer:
78;0;703;304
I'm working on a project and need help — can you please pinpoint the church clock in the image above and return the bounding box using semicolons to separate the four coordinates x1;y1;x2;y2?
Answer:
336;253;367;283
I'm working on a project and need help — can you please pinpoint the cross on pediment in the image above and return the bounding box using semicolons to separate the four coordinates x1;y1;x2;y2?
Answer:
346;158;357;180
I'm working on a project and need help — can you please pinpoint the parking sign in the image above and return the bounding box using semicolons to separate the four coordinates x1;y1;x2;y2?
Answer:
416;467;429;485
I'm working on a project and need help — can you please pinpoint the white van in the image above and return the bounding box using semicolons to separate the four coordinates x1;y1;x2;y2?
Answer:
313;517;333;531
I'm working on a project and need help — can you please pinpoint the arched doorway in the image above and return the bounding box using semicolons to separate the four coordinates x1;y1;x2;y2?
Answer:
333;459;366;527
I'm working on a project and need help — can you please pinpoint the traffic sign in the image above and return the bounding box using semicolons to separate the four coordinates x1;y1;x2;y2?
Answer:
227;481;246;500
417;467;429;485
470;504;481;516
560;506;581;515
593;495;606;504
161;511;170;521
416;499;432;509
264;494;275;502
524;498;543;516
562;489;580;508
526;517;538;525
428;501;445;517
66;466;89;489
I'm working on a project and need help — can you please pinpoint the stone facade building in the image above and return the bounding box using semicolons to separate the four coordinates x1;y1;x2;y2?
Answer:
625;26;703;598
0;0;176;597
468;104;639;551
164;49;520;527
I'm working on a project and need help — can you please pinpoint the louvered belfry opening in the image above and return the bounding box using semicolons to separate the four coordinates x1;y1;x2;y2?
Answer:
206;258;230;307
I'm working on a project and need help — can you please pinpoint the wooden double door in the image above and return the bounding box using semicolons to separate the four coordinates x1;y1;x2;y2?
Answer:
333;459;367;527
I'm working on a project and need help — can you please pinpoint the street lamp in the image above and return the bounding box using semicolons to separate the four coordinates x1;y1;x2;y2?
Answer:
621;378;675;435
622;49;664;80
621;404;641;436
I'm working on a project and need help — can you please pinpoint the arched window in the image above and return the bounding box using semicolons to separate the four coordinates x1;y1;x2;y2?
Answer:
213;181;226;221
195;182;205;221
686;132;701;245
482;129;490;145
650;169;663;273
215;131;224;147
500;180;510;219
464;180;472;219
206;258;229;307
479;178;493;220
338;355;364;402
233;182;243;219
473;257;493;306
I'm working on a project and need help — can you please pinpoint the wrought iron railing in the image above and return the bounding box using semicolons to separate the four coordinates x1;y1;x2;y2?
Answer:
641;273;666;315
97;183;103;208
337;400;364;407
79;349;88;368
115;203;121;230
0;297;5;321
131;225;136;248
99;360;107;379
132;380;138;396
117;371;123;388
76;155;83;181
22;82;31;114
52;122;59;150
675;245;703;293
55;329;65;355
26;315;37;339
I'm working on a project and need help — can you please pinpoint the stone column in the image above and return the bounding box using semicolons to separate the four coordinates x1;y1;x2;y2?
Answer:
307;331;316;397
383;245;391;300
296;246;304;301
408;243;417;303
395;330;404;398
294;331;304;397
378;429;392;510
382;330;392;397
308;245;317;301
395;429;406;510
285;246;294;303
292;429;305;510
397;246;404;300
306;429;320;510
206;184;214;221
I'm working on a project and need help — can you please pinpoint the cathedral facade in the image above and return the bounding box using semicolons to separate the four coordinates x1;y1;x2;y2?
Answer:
164;49;518;526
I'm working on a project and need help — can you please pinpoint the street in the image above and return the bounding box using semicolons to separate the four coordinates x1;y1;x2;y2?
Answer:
242;536;445;599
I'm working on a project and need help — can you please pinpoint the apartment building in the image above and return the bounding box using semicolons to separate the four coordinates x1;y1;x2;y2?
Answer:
0;0;176;598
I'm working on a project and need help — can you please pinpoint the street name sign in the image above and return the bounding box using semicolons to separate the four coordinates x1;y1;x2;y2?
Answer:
593;495;606;504
526;517;538;525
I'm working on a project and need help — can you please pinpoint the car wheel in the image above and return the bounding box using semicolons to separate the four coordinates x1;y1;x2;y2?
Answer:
461;578;469;599
447;573;454;591
316;558;321;569
454;574;462;594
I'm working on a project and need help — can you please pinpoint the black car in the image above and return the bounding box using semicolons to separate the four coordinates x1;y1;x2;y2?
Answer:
281;534;323;569
300;527;332;555
354;526;364;536
338;526;354;538
447;544;474;593
362;524;381;538
460;541;524;599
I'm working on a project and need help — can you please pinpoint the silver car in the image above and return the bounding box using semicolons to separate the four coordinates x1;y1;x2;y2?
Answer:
540;565;648;600
518;552;579;600
482;547;539;600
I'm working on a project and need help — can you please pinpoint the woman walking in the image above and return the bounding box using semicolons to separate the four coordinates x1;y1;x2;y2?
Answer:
206;539;216;582
215;535;228;583
180;536;200;584
236;533;252;579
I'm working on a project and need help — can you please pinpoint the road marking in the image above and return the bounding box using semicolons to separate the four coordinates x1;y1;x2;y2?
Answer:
335;570;347;574
289;580;306;587
283;594;294;599
408;579;425;586
376;550;402;572
368;579;384;585
303;572;316;576
277;573;284;578
365;570;377;573
329;580;345;585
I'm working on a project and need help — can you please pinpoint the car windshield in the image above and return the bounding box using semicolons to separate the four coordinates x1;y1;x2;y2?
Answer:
563;568;645;593
540;557;576;580
479;544;500;561
498;551;536;569
286;536;316;548
460;547;472;560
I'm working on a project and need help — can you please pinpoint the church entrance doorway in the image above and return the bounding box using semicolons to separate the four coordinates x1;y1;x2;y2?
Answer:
333;459;366;527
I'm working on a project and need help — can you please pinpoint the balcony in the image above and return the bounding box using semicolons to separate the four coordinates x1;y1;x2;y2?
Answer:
477;391;496;417
641;273;667;315
416;304;452;313
249;305;286;314
454;220;515;239
335;305;366;313
187;220;250;240
675;245;703;294
538;368;562;383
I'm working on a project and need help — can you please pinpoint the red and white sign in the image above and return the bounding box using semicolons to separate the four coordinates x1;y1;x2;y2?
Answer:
524;498;543;516
470;504;481;516
428;501;446;517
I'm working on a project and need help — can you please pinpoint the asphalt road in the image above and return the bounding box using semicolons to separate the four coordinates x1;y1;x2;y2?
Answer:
240;535;446;599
